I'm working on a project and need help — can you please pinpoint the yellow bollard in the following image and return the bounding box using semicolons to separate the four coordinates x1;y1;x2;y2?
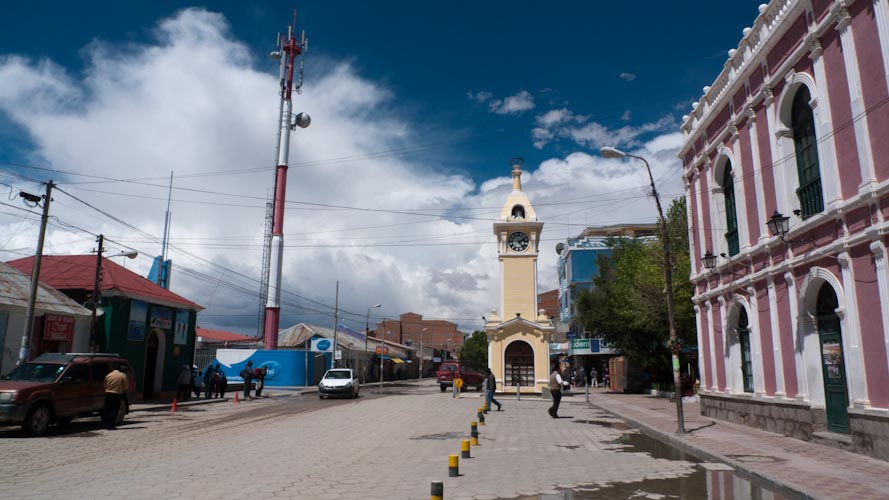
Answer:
461;439;471;459
478;408;485;425
470;420;479;446
431;481;444;500
448;454;459;477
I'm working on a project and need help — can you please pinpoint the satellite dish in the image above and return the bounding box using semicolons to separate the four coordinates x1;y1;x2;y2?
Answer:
555;243;565;254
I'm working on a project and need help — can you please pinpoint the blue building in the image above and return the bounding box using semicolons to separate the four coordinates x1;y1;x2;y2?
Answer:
556;224;658;374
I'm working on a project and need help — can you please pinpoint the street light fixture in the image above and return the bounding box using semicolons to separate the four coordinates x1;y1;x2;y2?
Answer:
600;146;686;433
365;304;381;383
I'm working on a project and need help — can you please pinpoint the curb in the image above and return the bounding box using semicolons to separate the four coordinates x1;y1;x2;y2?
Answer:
588;400;818;500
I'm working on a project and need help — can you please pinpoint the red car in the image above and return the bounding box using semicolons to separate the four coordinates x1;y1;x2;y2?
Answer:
0;353;136;436
436;361;485;392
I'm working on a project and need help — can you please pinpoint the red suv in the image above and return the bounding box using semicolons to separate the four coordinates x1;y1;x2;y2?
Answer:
0;353;136;436
436;361;485;392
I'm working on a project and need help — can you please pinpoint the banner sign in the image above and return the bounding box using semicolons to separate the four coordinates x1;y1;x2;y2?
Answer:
311;337;333;352
174;309;189;345
44;314;75;341
570;338;614;355
127;301;148;341
149;306;173;329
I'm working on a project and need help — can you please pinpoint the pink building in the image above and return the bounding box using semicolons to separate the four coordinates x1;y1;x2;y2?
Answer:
681;0;889;459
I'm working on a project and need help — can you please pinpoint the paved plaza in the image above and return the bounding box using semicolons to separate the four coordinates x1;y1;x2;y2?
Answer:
3;382;889;499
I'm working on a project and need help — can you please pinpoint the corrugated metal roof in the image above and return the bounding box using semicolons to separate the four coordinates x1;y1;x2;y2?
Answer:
7;255;202;311
196;327;256;343
278;322;412;357
0;261;91;316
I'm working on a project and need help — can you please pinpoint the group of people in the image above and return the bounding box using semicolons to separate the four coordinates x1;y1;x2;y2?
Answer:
566;366;610;389
176;364;228;401
547;366;609;418
239;360;268;399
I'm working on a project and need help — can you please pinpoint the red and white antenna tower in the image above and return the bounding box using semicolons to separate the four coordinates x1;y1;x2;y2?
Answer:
263;13;310;350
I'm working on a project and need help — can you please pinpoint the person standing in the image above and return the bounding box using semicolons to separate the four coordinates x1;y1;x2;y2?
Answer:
240;360;254;399
548;367;565;418
203;364;217;400
590;366;599;389
103;364;129;430
254;366;266;397
484;368;502;411
217;365;227;398
193;370;204;398
176;365;191;402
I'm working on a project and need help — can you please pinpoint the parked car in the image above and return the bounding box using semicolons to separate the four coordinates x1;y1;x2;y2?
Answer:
0;353;136;436
318;368;359;399
436;361;484;392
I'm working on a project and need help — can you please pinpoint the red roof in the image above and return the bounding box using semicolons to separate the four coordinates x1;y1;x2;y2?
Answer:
7;255;202;311
196;327;256;343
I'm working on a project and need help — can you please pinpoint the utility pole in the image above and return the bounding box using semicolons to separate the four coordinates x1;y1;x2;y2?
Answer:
90;234;105;352
330;281;339;369
262;14;309;350
17;181;54;365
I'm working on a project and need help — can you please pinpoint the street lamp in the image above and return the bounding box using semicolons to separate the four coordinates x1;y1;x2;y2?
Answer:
365;304;381;383
600;146;686;433
91;235;139;352
419;328;427;379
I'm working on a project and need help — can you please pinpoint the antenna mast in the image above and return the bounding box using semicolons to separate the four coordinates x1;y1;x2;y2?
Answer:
262;12;308;349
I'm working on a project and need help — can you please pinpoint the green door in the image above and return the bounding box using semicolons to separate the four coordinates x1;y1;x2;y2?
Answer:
816;284;849;434
738;308;754;393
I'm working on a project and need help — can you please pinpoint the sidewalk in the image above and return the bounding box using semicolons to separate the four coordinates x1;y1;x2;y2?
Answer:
585;390;889;500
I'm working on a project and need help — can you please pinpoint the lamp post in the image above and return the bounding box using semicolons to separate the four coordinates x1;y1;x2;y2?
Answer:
91;235;138;352
365;303;381;383
600;146;686;433
420;327;427;379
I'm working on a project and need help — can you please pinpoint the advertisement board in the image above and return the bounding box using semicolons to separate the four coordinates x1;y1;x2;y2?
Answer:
212;349;327;387
311;337;333;353
44;314;75;341
173;309;189;345
149;305;173;329
127;301;148;341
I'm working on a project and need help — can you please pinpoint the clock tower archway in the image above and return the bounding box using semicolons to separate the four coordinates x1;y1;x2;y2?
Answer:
485;161;554;394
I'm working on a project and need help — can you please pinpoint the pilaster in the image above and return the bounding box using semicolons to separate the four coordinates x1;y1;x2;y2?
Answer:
767;276;786;396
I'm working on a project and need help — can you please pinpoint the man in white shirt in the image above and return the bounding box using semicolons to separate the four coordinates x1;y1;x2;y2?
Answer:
548;368;565;418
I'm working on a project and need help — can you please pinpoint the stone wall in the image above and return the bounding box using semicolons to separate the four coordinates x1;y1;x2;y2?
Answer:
850;408;889;461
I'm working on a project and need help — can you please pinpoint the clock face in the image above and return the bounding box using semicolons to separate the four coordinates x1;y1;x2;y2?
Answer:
508;231;530;252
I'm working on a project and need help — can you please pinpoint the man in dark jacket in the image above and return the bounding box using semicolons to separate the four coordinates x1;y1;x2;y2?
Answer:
241;361;254;399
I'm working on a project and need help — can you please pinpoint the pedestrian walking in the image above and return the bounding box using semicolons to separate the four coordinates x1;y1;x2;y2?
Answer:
602;367;610;388
194;370;204;398
240;360;254;399
548;367;565;418
176;365;191;402
590;367;599;388
217;365;227;398
484;368;502;411
103;364;128;430
254;366;266;397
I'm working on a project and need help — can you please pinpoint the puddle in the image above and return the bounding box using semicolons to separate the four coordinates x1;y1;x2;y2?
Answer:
574;419;629;430
410;432;465;440
497;433;803;499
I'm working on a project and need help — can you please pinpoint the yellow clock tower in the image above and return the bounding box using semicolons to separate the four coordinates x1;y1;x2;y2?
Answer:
485;161;554;394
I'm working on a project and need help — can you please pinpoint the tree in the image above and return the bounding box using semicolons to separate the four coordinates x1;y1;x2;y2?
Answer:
574;196;695;375
458;331;488;370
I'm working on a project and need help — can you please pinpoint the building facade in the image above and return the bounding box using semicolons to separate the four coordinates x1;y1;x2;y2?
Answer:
484;162;554;394
681;0;889;459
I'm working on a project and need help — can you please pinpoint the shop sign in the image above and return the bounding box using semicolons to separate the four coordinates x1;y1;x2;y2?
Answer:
44;314;75;341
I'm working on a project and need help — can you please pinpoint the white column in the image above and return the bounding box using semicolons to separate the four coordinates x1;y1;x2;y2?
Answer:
686;174;699;274
807;40;842;205
874;0;889;92
836;8;878;189
747;286;767;395
747;104;769;243
693;171;707;256
695;304;707;389
706;301;719;391
837;252;870;407
766;277;786;397
785;272;806;400
718;296;730;391
730;129;752;251
869;241;889;387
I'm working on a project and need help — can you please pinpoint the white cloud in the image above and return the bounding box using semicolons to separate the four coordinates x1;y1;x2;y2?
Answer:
488;90;535;115
621;110;632;122
466;90;492;103
619;72;636;81
531;106;676;150
0;9;684;337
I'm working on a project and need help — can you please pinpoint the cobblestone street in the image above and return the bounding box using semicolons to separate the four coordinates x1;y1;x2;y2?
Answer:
1;383;699;500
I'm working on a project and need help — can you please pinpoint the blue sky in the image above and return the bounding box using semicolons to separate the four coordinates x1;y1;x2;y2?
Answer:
0;1;764;334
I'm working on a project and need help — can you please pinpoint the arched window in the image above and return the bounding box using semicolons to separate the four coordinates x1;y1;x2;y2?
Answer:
792;87;824;218
723;162;739;256
511;205;525;219
738;308;753;393
504;341;534;387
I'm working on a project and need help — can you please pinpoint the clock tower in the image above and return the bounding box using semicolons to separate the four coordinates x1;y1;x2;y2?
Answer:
485;161;553;394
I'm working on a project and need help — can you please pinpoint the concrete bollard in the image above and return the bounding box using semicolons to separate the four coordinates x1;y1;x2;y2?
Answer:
478;408;485;425
431;481;444;500
448;454;459;477
461;439;471;459
470;421;479;446
515;383;520;401
585;381;590;404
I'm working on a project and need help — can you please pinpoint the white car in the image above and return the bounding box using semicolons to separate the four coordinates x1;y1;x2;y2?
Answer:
318;368;359;399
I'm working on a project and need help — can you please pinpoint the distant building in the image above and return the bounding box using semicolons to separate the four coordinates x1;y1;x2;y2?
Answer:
8;255;202;400
374;312;464;364
681;0;889;459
